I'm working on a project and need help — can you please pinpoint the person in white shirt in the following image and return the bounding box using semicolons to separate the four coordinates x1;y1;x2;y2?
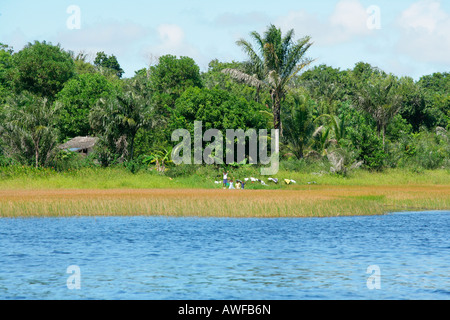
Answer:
223;171;228;189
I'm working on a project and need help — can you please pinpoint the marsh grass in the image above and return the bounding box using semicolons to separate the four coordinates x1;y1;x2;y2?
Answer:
0;166;448;218
0;185;448;218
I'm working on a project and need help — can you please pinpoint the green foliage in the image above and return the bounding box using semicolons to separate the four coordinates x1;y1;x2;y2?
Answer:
418;72;450;94
142;148;173;173
0;31;448;174
172;87;267;132
417;72;450;129
298;64;348;114
89;80;154;164
341;105;386;171
0;91;59;167
397;76;428;132
281;90;315;158
124;157;146;174
166;164;198;178
49;149;98;172
202;59;268;104
280;157;330;173
11;41;75;99
0;43;14;103
346;123;386;171
352;72;403;146
55;73;119;140
394;128;450;170
149;54;203;111
386;114;413;141
134;55;204;156
72;52;97;76
94;51;124;78
225;24;313;129
171;87;268;166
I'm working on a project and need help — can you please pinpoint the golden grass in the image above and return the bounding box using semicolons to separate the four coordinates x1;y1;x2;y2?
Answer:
1;185;448;218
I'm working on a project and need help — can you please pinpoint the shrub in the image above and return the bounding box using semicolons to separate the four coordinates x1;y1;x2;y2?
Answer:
346;123;386;171
166;164;198;178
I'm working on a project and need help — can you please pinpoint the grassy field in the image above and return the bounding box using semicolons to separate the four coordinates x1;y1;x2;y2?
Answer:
0;166;449;218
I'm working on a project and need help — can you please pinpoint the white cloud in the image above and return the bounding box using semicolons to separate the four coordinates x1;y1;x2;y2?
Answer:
277;0;375;46
329;0;372;37
142;23;206;68
157;24;185;50
398;0;447;33
55;20;148;56
396;0;450;65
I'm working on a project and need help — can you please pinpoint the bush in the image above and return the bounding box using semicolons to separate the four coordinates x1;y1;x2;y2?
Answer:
0;155;16;167
49;150;99;172
124;159;142;174
166;164;198;178
346;123;386;171
406;128;449;169
280;158;330;173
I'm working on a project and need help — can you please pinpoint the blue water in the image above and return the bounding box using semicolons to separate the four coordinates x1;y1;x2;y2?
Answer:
0;211;449;300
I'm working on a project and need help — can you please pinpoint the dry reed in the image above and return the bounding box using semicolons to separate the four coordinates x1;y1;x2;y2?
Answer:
0;185;448;218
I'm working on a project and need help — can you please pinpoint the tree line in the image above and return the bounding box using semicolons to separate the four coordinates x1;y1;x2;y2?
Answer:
0;25;449;173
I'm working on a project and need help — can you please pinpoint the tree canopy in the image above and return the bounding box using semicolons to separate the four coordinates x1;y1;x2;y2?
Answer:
56;73;120;140
94;51;125;78
11;41;75;100
0;24;448;172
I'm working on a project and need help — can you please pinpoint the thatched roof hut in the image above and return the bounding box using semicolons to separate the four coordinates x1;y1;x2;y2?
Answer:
59;137;98;156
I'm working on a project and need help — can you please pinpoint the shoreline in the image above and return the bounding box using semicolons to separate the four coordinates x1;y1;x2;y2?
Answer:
1;185;449;218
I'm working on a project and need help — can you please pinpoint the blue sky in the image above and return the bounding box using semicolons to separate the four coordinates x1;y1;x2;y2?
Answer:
1;0;449;80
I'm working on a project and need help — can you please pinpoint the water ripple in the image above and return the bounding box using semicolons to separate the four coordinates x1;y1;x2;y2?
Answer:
0;212;448;299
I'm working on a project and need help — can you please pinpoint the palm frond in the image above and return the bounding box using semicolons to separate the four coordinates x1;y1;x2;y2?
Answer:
221;68;266;88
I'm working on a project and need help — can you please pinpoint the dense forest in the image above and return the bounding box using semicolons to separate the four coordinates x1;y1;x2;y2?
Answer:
0;25;449;175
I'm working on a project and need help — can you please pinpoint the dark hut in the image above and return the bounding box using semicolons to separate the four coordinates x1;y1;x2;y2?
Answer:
59;137;98;156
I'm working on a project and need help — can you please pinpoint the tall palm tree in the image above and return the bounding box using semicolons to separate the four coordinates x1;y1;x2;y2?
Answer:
353;73;403;147
223;24;313;131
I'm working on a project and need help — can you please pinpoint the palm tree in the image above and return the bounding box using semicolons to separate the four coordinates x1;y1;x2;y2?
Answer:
0;92;59;167
90;79;155;163
314;113;346;145
143;148;173;173
281;92;315;159
223;24;313;131
353;73;403;147
312;125;331;157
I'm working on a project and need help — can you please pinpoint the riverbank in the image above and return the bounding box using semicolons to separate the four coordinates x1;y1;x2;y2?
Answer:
1;166;449;190
1;167;448;217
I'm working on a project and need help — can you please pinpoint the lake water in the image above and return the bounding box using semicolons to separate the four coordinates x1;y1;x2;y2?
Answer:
0;211;449;300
